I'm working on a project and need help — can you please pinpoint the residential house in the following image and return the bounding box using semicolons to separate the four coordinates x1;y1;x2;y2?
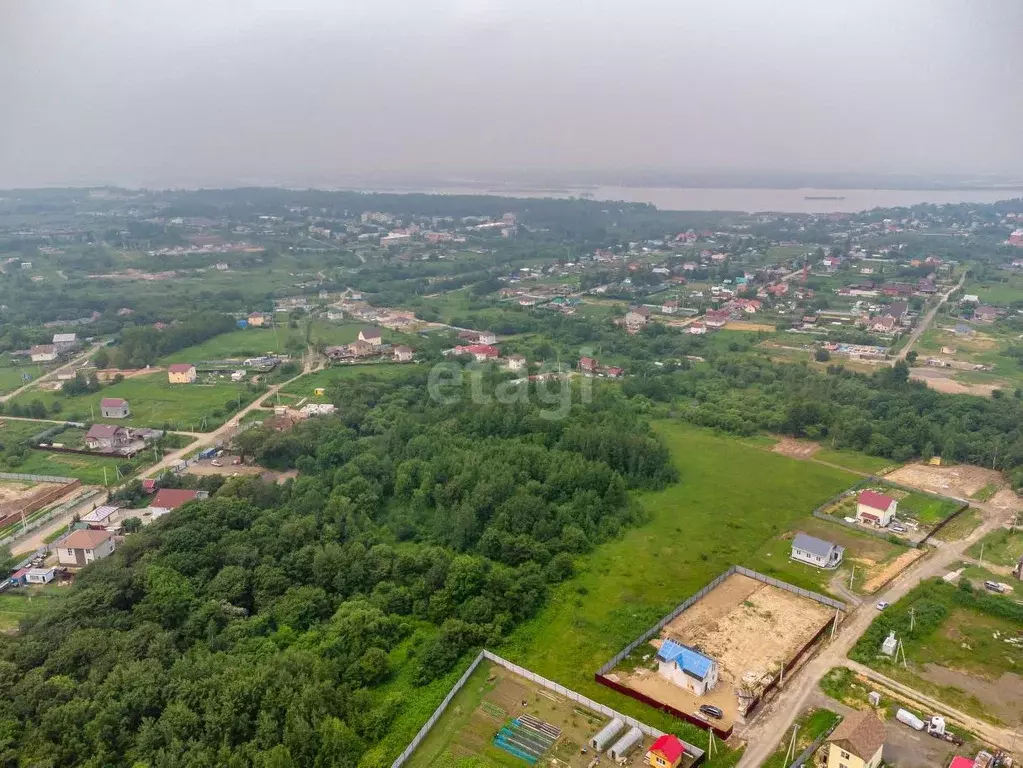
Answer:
791;532;845;569
454;344;499;362
167;363;197;384
961;294;980;304
886;301;908;324
647;735;685;768
857;490;897;527
326;309;345;321
247;311;269;327
393;345;413;362
579;357;598;374
869;316;896;333
624;307;651;329
458;330;497;345
655;638;719;696
704;310;729;329
349;340;376;358
150;488;203;519
825;710;886;768
52;333;78;352
605;366;624;378
57;529;117;567
688;321;707;335
85;424;130;451
30;344;58;363
973;305;997;323
734;298;762;314
359;327;383;345
100;397;131;419
505;354;527;371
661;300;679;315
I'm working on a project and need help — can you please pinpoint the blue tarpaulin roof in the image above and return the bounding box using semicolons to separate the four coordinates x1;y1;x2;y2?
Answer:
656;638;714;680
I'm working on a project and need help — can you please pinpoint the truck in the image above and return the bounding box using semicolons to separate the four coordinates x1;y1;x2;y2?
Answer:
896;709;925;731
198;447;217;460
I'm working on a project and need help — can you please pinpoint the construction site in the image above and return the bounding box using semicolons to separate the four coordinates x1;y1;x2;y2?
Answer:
601;570;841;734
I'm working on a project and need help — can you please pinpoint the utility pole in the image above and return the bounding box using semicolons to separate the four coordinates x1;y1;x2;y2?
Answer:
783;724;799;765
849;565;856;591
102;467;108;487
831;607;841;640
909;606;915;634
979;542;985;566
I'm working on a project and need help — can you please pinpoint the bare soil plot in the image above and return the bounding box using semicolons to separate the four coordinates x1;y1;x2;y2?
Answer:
185;458;297;483
860;548;926;594
772;437;820;460
887;463;1020;511
919;666;1023;726
0;480;46;506
725;321;777;332
612;574;833;729
910;368;1004;397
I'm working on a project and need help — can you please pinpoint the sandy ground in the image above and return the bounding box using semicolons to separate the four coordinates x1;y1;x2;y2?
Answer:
0;480;52;506
619;665;741;728
887;463;1021;511
185;458;297;482
860;548;927;594
771;437;820;459
661;575;833;685
910;368;1003;397
725;321;777;332
96;367;163;382
920;665;1023;726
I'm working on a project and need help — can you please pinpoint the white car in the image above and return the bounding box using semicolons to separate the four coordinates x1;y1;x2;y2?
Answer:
876;601;889;610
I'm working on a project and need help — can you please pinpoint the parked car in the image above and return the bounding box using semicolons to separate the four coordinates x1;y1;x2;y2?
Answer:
211;460;223;467
876;601;889;610
699;705;723;719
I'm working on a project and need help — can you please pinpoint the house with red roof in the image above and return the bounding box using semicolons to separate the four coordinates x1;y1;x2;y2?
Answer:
167;363;197;384
100;397;131;419
857;490;897;527
948;758;974;768
453;344;499;362
150;488;205;519
579;357;598;374
648;734;684;768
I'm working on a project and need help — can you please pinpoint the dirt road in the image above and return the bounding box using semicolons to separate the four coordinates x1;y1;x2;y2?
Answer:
10;488;105;556
0;344;103;403
736;496;1010;768
895;273;966;363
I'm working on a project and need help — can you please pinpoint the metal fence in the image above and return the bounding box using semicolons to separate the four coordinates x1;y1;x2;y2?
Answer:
0;471;76;484
390;650;705;768
0;488;103;550
598;566;844;679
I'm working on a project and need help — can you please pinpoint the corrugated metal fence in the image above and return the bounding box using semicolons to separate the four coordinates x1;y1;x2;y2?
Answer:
390;650;705;768
0;471;76;484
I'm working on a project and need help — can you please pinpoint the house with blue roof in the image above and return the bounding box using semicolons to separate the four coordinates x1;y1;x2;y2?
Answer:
655;638;719;696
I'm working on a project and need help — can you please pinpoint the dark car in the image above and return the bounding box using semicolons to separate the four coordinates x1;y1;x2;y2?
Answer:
699;705;723;719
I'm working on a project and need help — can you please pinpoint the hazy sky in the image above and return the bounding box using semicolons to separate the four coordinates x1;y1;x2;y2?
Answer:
1;0;1022;187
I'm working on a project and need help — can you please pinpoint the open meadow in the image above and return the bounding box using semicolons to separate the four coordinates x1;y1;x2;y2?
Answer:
160;326;306;362
7;371;254;431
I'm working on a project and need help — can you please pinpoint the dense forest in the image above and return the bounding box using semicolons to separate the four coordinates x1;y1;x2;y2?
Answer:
0;377;675;767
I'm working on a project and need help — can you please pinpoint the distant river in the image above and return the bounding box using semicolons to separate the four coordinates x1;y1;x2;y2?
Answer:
360;185;1023;214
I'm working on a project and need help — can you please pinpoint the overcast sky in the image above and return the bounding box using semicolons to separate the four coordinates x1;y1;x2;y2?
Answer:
1;0;1021;188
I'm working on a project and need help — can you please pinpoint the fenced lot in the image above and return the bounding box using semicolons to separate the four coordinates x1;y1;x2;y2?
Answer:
603;571;837;732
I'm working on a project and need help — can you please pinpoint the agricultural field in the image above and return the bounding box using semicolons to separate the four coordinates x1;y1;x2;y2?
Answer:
962;275;1023;306
851;579;1023;726
7;371;255;431
605;572;834;730
406;660;682;768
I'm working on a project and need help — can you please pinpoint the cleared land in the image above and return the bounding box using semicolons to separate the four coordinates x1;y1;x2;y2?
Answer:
280;362;420;398
7;371;254;431
0;584;67;633
887;463;1021;512
609;573;834;730
821;482;962;535
967;528;1023;569
371;424;857;766
406;660;679;768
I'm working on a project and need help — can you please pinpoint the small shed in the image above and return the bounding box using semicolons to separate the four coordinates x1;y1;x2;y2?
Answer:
881;631;897;657
591;718;625;752
26;567;57;585
608;727;643;762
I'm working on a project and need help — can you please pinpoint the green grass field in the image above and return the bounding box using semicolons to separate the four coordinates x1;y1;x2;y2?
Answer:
281;363;421;398
963;275;1023;306
896;490;962;525
814;448;893;474
10;450;154;485
8;373;254;431
967;528;1023;568
0;585;67;632
365;423;855;768
161;326;305;363
0;419;54;444
0;361;45;395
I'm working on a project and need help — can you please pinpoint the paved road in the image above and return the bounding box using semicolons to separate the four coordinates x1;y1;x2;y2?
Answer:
0;344;103;403
895;272;967;363
736;496;1011;768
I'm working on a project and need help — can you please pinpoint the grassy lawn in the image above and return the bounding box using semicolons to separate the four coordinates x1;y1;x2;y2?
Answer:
0;419;54;444
761;707;840;768
896;490;962;525
161;326;306;363
931;508;982;543
814;448;894;475
850;579;1023;725
11;450;154;485
0;585;67;632
0;361;46;395
8;372;255;432
967;528;1023;568
281;363;421;397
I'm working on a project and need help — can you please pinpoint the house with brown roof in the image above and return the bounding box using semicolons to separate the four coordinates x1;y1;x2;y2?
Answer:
30;344;58;363
393;345;413;362
85;424;130;451
826;710;886;768
100;397;131;419
150;488;205;519
57;529;116;567
358;327;383;346
167;363;197;383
